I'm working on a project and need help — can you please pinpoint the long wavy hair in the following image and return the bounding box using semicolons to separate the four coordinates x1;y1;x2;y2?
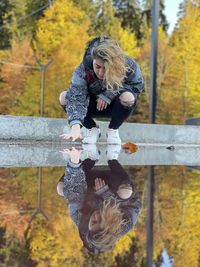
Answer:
91;39;130;91
88;198;126;251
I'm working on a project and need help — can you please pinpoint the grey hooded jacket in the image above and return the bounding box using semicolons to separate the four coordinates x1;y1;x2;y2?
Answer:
65;40;144;127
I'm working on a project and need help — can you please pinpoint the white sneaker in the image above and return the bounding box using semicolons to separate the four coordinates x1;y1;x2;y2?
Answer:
82;127;101;144
106;129;121;144
81;144;100;161
106;145;121;160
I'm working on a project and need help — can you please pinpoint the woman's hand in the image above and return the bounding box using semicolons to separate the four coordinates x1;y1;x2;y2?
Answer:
60;147;82;163
94;178;106;191
60;124;83;141
96;98;108;111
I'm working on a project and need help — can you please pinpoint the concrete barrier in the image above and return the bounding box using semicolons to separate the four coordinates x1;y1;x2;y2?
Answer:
1;115;200;145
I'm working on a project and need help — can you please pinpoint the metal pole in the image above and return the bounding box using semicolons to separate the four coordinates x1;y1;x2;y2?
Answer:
146;166;155;267
40;67;45;117
149;0;159;124
35;58;53;117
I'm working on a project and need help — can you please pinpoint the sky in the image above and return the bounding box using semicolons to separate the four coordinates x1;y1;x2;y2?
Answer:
164;0;183;34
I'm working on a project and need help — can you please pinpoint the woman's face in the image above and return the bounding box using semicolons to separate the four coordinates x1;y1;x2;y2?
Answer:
93;58;105;80
88;210;101;232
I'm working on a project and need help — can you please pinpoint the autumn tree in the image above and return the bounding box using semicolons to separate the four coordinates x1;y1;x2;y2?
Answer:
113;0;143;41
0;38;35;114
0;0;13;49
141;0;168;31
0;226;36;267
13;0;90;117
1;0;28;42
154;166;200;267
26;216;84;267
170;1;200;119
25;0;50;38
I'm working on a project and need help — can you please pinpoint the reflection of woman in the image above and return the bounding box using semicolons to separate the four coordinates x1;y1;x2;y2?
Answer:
60;37;144;144
57;147;141;253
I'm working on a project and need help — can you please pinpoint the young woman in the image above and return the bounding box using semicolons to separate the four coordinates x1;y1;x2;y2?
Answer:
60;37;144;144
57;147;141;253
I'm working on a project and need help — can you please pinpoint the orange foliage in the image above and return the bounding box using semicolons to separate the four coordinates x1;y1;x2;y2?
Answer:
0;38;35;114
1;38;35;90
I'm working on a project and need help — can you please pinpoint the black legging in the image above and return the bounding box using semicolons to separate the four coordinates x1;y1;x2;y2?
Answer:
82;158;133;194
83;94;136;129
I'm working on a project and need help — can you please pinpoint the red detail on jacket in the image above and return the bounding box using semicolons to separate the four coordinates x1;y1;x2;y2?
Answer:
86;71;93;85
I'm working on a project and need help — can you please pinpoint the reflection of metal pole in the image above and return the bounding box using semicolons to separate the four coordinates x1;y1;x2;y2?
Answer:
35;57;53;117
24;167;48;238
28;167;48;226
146;166;155;267
149;0;159;124
37;167;48;220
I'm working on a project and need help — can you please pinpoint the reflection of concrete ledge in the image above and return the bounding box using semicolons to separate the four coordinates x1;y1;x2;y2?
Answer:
1;115;200;145
1;115;200;167
1;142;200;167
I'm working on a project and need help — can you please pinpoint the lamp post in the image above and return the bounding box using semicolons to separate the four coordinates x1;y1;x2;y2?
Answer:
149;0;159;124
146;1;159;266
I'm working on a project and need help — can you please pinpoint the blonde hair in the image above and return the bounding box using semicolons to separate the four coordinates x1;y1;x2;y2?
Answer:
89;198;126;251
91;39;129;91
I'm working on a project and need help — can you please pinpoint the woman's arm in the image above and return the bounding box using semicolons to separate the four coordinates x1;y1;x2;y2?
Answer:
66;63;89;127
61;63;89;141
62;148;87;225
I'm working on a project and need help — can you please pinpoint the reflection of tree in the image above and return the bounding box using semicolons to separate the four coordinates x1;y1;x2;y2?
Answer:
114;237;145;267
1;167;84;266
154;166;200;266
1;165;199;266
20;167;84;266
0;169;32;238
81;247;114;267
0;226;36;267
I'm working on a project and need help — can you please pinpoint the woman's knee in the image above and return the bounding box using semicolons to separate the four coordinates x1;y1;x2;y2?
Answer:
59;91;67;106
116;183;133;199
117;188;133;199
119;91;135;107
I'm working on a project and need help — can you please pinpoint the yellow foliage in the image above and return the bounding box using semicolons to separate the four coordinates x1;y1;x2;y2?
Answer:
35;0;90;60
154;167;200;267
172;2;200;117
118;28;139;58
28;214;84;267
112;229;136;257
13;0;91;117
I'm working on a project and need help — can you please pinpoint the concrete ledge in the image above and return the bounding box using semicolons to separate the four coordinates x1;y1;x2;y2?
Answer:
0;115;200;145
